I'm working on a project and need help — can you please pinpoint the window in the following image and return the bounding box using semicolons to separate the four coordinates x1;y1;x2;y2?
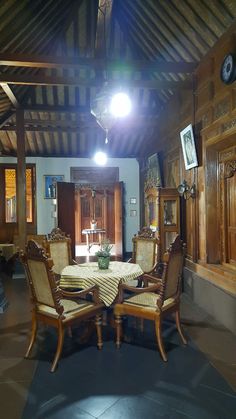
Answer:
5;168;17;223
3;165;34;224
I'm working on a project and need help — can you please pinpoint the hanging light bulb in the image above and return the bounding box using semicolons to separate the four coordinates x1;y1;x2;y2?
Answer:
93;151;107;166
91;87;132;144
110;92;132;117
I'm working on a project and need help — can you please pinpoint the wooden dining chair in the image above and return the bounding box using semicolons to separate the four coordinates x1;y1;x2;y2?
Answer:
114;235;187;361
44;228;77;275
128;227;160;286
27;234;47;248
21;240;103;372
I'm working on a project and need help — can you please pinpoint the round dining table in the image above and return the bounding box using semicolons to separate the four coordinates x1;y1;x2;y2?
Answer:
60;261;143;307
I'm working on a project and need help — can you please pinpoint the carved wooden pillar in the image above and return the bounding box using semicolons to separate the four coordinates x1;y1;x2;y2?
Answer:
16;108;26;251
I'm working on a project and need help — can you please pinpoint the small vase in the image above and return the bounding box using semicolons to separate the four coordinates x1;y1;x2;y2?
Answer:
90;220;97;230
97;256;110;270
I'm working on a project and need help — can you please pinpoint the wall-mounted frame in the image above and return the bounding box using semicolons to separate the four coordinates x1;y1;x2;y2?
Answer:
130;197;136;204
180;124;198;170
44;175;64;199
130;209;137;217
144;153;162;190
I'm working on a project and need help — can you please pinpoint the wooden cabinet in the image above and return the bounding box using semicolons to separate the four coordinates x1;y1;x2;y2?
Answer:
144;187;180;260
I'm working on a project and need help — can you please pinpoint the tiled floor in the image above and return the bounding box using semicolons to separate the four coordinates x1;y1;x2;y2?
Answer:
0;270;236;419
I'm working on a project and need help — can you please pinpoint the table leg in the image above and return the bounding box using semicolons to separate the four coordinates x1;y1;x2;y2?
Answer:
86;233;90;252
98;232;102;246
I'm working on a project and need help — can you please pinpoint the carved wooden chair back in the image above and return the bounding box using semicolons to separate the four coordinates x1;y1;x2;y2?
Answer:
157;234;185;307
27;234;47;248
22;240;64;315
44;228;74;275
131;227;159;274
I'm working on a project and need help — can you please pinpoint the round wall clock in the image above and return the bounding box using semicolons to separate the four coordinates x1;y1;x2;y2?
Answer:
220;53;236;85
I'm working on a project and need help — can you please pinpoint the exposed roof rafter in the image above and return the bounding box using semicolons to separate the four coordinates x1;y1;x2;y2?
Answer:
0;83;20;107
0;53;197;73
0;73;192;89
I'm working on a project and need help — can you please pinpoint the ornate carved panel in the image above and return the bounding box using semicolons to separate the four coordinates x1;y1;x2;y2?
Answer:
213;98;230;120
221;118;236;133
224;160;236;178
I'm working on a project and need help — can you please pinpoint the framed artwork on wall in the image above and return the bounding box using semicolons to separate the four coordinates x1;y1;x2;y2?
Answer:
44;175;64;199
180;124;198;170
130;209;137;217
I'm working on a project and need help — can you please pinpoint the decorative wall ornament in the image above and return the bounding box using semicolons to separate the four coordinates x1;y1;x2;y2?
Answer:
224;159;236;178
144;153;162;191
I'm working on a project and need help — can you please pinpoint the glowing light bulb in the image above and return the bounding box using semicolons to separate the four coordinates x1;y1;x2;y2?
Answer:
110;92;132;117
94;151;107;166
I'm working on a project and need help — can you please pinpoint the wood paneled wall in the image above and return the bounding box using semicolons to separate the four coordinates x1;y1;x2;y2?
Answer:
144;23;236;272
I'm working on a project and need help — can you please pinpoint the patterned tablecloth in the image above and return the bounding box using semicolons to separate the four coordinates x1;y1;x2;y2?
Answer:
60;261;143;307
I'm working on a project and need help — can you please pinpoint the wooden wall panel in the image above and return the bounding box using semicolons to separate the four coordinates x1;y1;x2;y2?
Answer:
148;23;236;270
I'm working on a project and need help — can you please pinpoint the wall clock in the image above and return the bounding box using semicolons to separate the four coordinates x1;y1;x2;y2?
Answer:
220;53;236;85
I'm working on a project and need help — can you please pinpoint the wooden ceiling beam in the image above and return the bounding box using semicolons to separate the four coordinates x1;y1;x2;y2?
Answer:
0;73;192;89
95;0;113;58
2;119;159;132
22;104;160;115
0;83;20;107
0;53;197;73
0;110;15;129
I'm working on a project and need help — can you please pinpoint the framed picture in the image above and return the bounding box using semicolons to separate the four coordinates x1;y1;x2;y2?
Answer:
180;124;198;170
130;197;136;204
44;175;64;199
130;209;137;217
148;153;162;186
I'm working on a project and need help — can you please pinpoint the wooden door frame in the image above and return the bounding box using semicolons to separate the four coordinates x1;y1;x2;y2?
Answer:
205;133;236;263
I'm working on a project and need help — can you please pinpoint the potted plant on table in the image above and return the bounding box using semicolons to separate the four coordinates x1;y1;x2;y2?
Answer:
95;239;112;270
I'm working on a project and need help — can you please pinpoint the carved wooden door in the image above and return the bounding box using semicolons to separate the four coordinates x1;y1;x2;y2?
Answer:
80;188;110;243
57;182;75;258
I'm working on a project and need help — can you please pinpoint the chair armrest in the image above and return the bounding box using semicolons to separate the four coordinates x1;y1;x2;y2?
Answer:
143;273;162;287
117;281;161;302
127;257;134;263
60;285;102;305
144;261;160;275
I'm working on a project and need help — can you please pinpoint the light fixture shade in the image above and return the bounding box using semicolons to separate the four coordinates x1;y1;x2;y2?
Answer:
91;82;116;132
177;180;196;199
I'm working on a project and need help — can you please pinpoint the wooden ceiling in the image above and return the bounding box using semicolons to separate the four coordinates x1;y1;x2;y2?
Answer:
0;0;235;158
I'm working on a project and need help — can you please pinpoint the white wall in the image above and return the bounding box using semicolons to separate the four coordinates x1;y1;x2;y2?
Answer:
0;156;140;252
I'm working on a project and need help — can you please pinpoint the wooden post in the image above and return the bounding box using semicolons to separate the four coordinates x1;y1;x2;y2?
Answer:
16;108;26;251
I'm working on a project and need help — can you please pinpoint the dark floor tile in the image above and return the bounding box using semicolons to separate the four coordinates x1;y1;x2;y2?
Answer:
22;331;236;419
98;395;191;419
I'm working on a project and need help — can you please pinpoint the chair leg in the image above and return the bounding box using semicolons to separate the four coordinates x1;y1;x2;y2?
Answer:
154;316;167;362
25;311;38;358
175;308;187;345
51;321;65;373
67;326;72;338
115;314;122;348
95;314;103;350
